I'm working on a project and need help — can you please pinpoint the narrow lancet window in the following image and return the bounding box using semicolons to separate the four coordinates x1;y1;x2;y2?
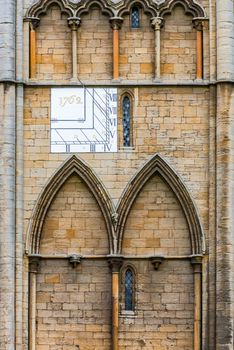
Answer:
123;96;131;147
131;7;140;28
125;269;134;311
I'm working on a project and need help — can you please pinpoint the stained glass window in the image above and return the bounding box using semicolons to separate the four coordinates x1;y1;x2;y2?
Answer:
123;96;131;147
131;7;140;28
125;269;134;311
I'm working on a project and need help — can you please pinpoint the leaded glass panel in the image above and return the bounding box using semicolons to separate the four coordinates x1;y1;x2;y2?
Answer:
125;269;134;311
123;96;131;147
131;7;140;28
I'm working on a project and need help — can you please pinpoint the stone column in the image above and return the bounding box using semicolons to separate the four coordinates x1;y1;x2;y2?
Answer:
110;17;123;81
108;256;123;350
216;2;234;350
68;17;81;80
28;18;40;79
151;17;163;81
193;19;203;80
191;256;202;350
29;256;41;350
0;3;16;348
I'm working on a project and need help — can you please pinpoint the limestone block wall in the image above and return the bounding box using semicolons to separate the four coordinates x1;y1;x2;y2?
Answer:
119;260;194;350
119;12;154;80
77;8;112;81
36;6;72;81
40;174;108;255
122;175;190;256
161;6;196;80
36;259;112;350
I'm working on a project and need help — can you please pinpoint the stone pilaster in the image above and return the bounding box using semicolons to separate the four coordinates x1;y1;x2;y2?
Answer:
151;17;163;81
68;17;81;80
216;83;234;350
216;2;234;349
108;256;123;350
0;83;16;350
110;17;123;80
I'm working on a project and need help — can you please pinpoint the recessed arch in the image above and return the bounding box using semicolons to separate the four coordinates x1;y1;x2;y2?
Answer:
26;155;115;255
76;0;114;17
118;0;157;18
159;0;206;18
116;154;205;255
25;0;74;19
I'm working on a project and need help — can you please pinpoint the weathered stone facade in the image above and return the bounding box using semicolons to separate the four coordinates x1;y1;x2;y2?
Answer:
0;0;234;350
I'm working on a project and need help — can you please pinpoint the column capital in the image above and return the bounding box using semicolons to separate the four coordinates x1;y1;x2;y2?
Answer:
26;17;40;30
68;17;81;30
108;255;124;272
192;18;203;31
29;255;41;273
191;255;202;273
110;17;123;30
151;17;164;31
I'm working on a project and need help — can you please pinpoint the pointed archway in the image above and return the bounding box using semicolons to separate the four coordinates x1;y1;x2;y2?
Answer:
26;155;115;254
116;154;205;255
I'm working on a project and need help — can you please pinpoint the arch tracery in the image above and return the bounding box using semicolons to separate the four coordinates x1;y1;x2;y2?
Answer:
25;0;207;21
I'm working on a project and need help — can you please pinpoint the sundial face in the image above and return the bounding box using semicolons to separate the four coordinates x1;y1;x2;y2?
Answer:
51;88;118;153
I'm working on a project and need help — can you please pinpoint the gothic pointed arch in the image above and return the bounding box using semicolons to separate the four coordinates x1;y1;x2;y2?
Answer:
75;0;114;17
26;155;115;254
117;0;158;18
25;0;74;19
159;0;206;18
116;154;205;255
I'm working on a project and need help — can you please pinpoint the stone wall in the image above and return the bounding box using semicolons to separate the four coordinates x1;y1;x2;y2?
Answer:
36;6;72;81
119;12;154;80
77;7;112;81
161;6;196;80
40;174;108;255
36;259;112;350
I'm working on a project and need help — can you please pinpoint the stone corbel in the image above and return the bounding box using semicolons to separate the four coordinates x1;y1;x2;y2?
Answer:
68;253;82;268
110;17;123;80
150;255;164;270
68;17;81;80
151;17;164;81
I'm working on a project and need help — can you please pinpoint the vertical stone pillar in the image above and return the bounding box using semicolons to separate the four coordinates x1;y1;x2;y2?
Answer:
193;19;203;80
28;18;40;79
0;2;16;348
191;256;202;350
29;256;40;350
151;17;163;81
110;17;123;81
108;256;123;350
68;17;81;80
216;2;234;349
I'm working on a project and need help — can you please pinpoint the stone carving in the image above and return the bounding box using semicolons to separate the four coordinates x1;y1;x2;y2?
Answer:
25;0;207;21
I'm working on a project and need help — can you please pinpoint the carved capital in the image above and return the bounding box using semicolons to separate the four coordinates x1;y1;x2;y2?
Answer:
191;255;202;273
27;17;40;30
108;255;123;272
193;18;203;31
110;17;123;30
68;17;81;30
151;17;164;31
29;255;41;273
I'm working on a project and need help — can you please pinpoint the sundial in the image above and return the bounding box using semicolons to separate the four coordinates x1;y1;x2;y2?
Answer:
51;88;118;153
